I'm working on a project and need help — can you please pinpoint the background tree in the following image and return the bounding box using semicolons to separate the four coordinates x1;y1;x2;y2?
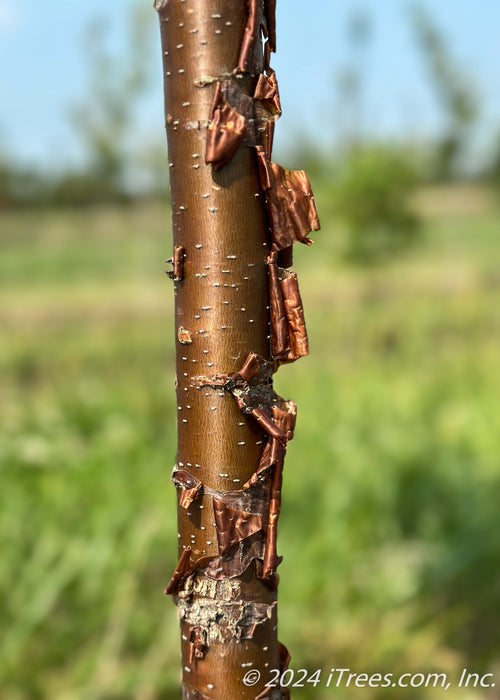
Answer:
334;6;373;151
66;3;162;202
329;7;421;264
409;2;478;181
333;144;421;264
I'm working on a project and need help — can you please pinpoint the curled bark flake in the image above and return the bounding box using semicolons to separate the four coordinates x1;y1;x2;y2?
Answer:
264;0;277;54
268;256;309;364
268;258;288;358
206;83;247;170
172;469;202;492
256;146;320;250
230;353;274;414
260;460;282;588
259;400;296;587
236;0;276;74
166;547;193;596
237;0;260;73
272;398;297;441
258;440;282;489
244;436;283;490
189;626;207;664
167;245;185;281
204;535;266;580
263;39;272;76
230;350;262;383
213;499;263;555
263;120;275;161
238;601;275;640
179;486;201;510
172;469;204;509
233;352;274;391
254;70;281;159
254;70;281;117
249;407;287;444
204;75;280;167
281;272;309;360
243;397;296;491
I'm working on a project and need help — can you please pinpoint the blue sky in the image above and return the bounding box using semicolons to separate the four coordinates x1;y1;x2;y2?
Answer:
1;0;499;170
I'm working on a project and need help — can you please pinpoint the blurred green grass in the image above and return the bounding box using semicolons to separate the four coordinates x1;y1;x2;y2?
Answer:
1;186;500;699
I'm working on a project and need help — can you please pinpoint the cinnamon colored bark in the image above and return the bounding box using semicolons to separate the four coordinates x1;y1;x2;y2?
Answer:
156;1;318;698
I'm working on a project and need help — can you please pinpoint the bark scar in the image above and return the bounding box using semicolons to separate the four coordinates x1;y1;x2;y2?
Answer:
191;352;273;409
178;327;193;345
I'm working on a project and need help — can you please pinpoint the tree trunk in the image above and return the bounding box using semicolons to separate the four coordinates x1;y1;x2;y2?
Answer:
155;2;319;698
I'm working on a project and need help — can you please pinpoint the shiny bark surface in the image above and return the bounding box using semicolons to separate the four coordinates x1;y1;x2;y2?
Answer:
156;2;318;697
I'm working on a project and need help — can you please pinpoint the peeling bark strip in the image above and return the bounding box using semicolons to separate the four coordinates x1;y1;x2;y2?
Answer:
280;273;309;360
254;71;281;116
205;79;279;169
268;255;309;364
206;82;247;170
167;245;185;281
156;1;319;697
214;499;263;554
165;546;193;595
236;0;276;73
256;146;320;250
254;69;281;159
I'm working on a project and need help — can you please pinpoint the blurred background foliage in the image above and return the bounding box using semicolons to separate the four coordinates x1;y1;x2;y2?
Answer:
1;1;500;699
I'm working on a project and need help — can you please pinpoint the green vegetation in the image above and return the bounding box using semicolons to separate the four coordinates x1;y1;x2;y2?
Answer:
1;187;499;698
409;3;478;180
332;145;421;263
